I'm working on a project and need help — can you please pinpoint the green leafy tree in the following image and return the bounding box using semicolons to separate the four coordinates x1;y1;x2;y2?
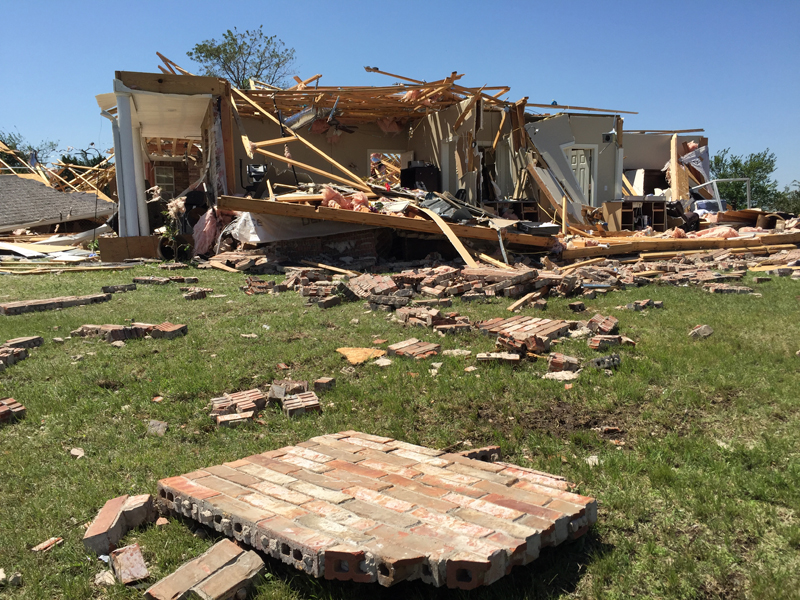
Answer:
0;129;58;170
186;26;296;89
709;148;781;210
773;181;800;215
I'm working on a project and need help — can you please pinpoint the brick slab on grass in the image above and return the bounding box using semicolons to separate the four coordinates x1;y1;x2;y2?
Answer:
0;293;111;315
155;431;595;590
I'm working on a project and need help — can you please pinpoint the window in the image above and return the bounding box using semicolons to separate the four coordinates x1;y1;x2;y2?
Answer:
154;166;175;199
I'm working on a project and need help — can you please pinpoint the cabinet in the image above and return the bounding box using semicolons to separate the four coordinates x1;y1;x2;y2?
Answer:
602;197;666;232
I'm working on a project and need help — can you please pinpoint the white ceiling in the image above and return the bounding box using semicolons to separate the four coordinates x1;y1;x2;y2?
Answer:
96;86;211;140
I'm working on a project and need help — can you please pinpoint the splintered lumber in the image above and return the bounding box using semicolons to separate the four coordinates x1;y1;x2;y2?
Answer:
560;232;800;260
418;207;479;267
209;261;240;273
478;253;513;270
561;257;606;273
156;431;596;589
300;260;359;277
218;196;554;249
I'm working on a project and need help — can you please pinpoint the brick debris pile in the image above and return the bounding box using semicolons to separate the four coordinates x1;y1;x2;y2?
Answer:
70;322;188;343
156;430;596;590
261;247;798;317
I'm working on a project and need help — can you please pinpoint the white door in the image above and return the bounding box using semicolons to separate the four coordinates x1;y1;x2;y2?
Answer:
569;148;593;204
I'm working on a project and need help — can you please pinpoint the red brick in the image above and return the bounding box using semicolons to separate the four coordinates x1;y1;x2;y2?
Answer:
83;494;129;555
344;486;415;513
243;454;302;474
326;460;387;480
410;506;493;538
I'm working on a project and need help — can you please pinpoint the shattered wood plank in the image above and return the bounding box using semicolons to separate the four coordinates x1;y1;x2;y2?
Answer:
300;260;359;277
418;207;479;268
477;253;512;269
218;196;554;248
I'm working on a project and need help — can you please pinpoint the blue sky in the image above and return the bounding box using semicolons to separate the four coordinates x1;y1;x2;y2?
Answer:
2;0;798;187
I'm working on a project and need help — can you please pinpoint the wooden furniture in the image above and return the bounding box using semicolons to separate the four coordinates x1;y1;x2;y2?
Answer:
602;197;666;232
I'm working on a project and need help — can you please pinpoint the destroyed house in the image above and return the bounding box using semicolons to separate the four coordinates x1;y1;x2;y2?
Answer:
96;57;738;264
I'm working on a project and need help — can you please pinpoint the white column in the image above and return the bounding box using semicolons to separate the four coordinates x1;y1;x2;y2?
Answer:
131;125;150;235
115;92;140;237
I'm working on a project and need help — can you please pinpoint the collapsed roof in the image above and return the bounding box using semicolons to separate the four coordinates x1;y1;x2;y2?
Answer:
0;174;115;233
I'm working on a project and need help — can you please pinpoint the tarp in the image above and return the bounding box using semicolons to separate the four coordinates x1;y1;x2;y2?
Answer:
230;212;375;244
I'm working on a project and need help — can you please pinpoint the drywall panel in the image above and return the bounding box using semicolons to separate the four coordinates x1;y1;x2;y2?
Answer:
525;115;587;206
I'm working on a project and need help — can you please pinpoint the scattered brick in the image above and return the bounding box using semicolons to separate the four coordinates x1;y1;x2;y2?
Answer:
703;283;754;294
282;391;322;417
151;322;188;340
84;494;156;555
0;293;111;315
145;539;264;600
588;335;623;350
102;283;137;293
183;289;207;300
314;377;336;392
159;262;188;270
0;398;26;423
3;336;43;349
587;313;619;334
243;276;275;295
387;338;441;360
111;543;149;584
317;295;342;309
568;301;585;313
133;276;171;285
547;353;580;372
156;431;595;589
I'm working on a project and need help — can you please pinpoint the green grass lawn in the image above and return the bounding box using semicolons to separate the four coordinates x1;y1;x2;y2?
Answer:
1;265;799;599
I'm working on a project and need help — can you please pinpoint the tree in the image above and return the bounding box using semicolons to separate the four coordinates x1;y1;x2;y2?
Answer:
186;26;296;89
0;129;58;170
774;181;800;215
709;148;781;210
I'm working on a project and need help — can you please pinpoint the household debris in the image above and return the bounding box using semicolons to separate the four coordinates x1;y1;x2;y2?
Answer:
144;539;265;600
31;537;63;552
689;324;714;339
476;352;521;363
586;354;621;369
0;293;111;315
156;430;596;590
147;420;168;436
336;347;386;365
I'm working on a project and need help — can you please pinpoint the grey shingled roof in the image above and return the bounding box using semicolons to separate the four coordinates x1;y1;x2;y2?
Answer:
0;174;115;232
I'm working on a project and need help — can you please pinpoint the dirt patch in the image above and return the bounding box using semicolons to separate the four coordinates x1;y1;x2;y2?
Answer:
478;400;640;441
96;379;121;390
